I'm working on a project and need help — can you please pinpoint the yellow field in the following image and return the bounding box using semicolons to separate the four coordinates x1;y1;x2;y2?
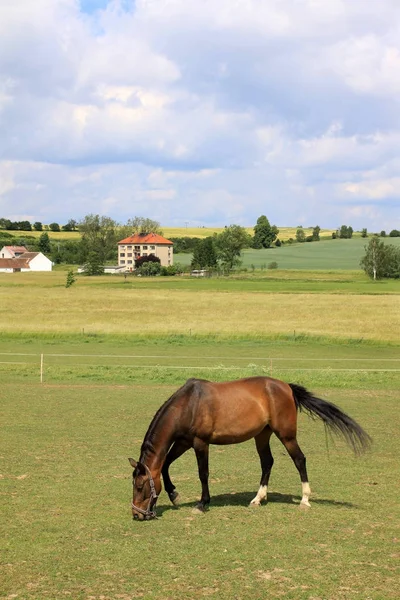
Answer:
163;227;335;240
3;229;81;240
4;226;336;241
0;272;398;341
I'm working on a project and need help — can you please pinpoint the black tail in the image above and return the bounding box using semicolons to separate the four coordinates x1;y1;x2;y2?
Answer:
289;383;372;455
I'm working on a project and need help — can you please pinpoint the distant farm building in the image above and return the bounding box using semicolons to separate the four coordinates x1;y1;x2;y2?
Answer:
117;233;173;269
1;245;29;259
0;249;53;272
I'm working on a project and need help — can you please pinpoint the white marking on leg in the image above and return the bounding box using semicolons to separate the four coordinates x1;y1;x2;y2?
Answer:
250;485;267;506
301;481;311;507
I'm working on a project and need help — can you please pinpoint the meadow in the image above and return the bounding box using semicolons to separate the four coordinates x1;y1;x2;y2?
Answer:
1;265;399;600
175;236;400;270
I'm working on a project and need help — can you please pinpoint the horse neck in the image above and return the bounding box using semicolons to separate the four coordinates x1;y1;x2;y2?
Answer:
140;402;181;474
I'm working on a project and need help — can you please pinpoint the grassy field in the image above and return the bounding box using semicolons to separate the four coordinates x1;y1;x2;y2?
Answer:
1;267;399;599
175;236;400;270
1;378;399;600
0;271;399;341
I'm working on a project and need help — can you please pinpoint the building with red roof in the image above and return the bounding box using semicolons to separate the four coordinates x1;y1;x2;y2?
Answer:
117;233;173;269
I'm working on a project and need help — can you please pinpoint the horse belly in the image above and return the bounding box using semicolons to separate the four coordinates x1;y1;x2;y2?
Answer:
208;400;269;445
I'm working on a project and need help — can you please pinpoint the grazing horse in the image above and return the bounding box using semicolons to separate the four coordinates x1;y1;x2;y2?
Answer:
128;377;371;520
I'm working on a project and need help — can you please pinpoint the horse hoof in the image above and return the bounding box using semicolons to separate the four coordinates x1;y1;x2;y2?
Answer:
170;491;180;506
192;503;206;514
300;501;311;510
249;500;261;507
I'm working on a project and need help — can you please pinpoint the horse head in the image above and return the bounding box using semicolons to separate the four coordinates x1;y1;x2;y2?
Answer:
128;458;160;521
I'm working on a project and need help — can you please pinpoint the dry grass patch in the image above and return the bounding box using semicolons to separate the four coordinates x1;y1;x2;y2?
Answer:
0;284;399;341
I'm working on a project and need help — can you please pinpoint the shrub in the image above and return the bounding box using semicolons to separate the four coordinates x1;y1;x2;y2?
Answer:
275;239;281;246
305;235;313;242
135;254;161;269
268;261;278;269
136;261;161;276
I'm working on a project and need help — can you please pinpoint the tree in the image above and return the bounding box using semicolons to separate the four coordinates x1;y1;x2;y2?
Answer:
312;226;320;241
38;232;51;254
85;250;104;275
339;225;353;239
360;236;400;280
380;230;386;237
79;214;119;266
361;228;368;238
136;261;162;276
62;219;78;231
389;229;400;237
120;216;163;238
65;270;76;288
252;215;279;248
191;237;218;269
296;227;305;243
33;222;43;231
135;255;161;269
216;225;251;273
49;222;60;232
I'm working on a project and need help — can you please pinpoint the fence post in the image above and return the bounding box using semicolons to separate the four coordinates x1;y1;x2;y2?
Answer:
40;353;44;384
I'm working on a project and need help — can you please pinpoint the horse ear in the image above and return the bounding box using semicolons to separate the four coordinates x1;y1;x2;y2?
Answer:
136;462;146;475
128;458;137;468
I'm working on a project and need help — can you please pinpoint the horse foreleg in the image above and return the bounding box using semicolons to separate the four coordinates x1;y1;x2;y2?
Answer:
250;427;274;506
280;437;311;508
162;439;191;505
194;438;210;511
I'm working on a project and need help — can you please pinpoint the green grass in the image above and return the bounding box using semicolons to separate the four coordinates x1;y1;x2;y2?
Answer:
1;261;399;599
0;336;399;389
1;379;399;600
176;237;400;270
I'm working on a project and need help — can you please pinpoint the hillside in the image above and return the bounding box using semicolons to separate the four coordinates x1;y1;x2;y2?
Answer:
175;237;400;270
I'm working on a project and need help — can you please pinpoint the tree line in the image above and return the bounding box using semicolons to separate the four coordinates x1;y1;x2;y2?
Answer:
1;213;399;278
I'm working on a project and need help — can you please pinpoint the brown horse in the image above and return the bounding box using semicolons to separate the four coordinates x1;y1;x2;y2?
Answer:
128;376;371;520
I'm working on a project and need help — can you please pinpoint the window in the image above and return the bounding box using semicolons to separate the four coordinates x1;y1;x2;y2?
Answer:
134;246;140;250
120;253;125;257
121;260;126;264
127;253;132;257
143;253;148;257
142;245;148;250
127;245;132;249
150;245;155;250
127;260;132;264
120;246;125;250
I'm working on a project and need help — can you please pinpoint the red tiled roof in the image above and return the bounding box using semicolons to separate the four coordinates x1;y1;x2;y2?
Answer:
3;246;28;256
118;233;173;245
19;252;39;261
0;258;29;269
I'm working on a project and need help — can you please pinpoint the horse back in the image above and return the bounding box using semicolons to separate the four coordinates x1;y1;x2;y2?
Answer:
183;376;296;444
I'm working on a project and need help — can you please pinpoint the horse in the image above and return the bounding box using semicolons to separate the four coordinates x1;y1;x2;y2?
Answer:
128;376;371;520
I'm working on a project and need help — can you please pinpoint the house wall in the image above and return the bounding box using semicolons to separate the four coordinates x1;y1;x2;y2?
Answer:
118;243;173;268
28;254;53;271
0;248;14;259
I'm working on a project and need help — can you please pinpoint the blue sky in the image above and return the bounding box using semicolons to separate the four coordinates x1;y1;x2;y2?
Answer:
0;0;400;230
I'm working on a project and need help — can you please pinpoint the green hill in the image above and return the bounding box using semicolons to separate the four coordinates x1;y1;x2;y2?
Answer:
175;237;400;270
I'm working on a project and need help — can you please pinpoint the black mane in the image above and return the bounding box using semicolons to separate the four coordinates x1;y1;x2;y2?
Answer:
139;378;197;461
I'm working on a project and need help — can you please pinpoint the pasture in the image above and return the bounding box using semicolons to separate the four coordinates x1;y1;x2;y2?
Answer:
1;376;399;599
175;236;400;270
1;268;399;599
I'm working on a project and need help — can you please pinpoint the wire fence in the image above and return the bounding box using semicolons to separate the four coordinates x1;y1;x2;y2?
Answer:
0;352;399;384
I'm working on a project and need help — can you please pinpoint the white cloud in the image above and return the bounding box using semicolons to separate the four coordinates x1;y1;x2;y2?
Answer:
0;0;399;230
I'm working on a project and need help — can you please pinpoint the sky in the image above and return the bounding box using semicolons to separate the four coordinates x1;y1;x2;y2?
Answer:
1;0;400;231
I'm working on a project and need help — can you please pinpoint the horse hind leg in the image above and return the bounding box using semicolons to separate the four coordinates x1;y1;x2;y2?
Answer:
162;439;191;505
280;436;311;508
250;427;274;506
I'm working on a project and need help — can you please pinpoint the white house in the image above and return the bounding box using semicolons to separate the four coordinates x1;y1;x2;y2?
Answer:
0;251;52;272
0;245;28;258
